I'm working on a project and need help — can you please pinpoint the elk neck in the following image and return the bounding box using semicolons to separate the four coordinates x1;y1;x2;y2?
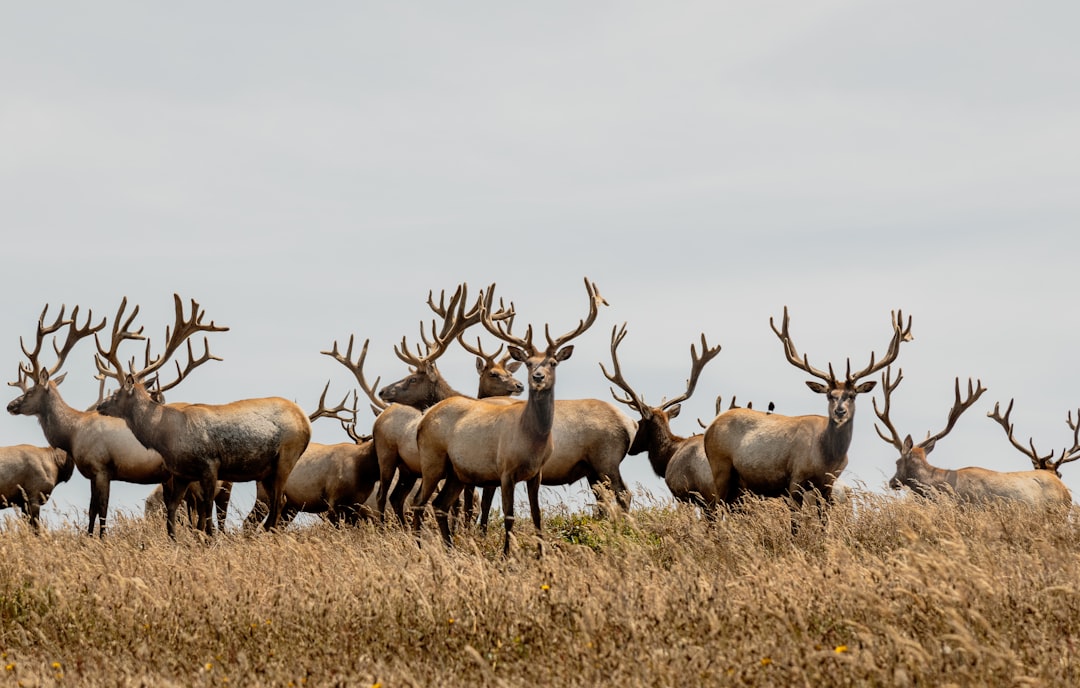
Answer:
819;411;856;471
631;416;684;478
518;385;557;441
30;389;83;455
54;449;76;484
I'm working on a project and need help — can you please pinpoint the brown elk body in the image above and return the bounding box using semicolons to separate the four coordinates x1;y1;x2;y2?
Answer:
95;295;311;537
6;304;174;537
413;278;606;554
601;324;721;511
0;445;75;531
322;286;519;524
705;307;913;514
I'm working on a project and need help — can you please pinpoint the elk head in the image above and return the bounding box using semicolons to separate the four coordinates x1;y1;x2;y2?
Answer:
987;400;1080;478
457;334;524;398
480;277;607;395
95;295;228;417
873;367;986;492
771;306;913;427
601;323;720;456
7;304;106;416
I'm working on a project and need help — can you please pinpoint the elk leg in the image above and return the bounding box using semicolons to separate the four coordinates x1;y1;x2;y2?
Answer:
162;478;187;541
261;470;287;532
197;475;218;536
390;472;418;526
500;475;516;557
26;500;42;534
94;473;111;538
374;442;398;521
214;482;232;534
478;486;496;533
433;477;466;548
526;474;544;558
410;471;442;538
243;493;270;533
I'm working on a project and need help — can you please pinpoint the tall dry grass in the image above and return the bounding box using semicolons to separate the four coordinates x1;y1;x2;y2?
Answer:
1;491;1078;687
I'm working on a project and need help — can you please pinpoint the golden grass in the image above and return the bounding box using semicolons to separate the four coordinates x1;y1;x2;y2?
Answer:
1;491;1079;687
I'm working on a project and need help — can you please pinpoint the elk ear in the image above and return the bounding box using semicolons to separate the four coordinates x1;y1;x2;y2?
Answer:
475;357;486;374
555;345;574;362
506;360;523;373
37;369;50;386
52;372;67;386
921;437;937;454
666;403;682;419
508;346;528;363
806;381;828;394
902;435;915;452
124;373;138;391
854;380;878;394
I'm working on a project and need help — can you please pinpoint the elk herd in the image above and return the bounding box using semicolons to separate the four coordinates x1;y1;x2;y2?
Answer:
1;280;1077;551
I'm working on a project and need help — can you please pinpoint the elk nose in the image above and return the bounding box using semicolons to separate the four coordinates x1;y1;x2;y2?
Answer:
531;372;544;383
834;407;847;418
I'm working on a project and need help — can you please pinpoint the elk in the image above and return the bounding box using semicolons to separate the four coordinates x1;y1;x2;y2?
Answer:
6;304;177;537
601;323;721;511
321;284;518;524
875;368;1071;507
987;399;1080;479
0;444;75;531
413;278;607;555
95;294;311;537
243;384;380;528
704;307;913;515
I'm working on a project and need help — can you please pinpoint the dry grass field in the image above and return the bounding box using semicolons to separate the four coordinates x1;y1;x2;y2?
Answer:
1;490;1078;687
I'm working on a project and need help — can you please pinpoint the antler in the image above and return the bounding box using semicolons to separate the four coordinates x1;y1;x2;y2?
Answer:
457;333;505;367
308;381;359;425
921;377;987;449
871;367;906;451
395;283;514;372
15;304;106;384
321;335;386;415
659;332;721;412
771;307;913;386
96;295;227;390
989;400;1080;474
544;277;607;354
480;284;534;352
600;323;650;416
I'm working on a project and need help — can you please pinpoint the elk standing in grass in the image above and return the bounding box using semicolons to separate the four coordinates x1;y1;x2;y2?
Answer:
987;399;1080;480
704;307;913;518
243;384;380;528
322;284;518;524
7;304;175;537
875;368;1071;507
95;294;311;537
601;324;721;511
413;278;606;554
0;444;74;531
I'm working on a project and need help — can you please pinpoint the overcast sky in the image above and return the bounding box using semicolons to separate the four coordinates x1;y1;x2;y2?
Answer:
3;2;1079;528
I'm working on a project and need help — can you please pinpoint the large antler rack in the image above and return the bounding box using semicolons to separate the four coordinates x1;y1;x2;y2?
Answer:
95;294;228;391
321;335;386;416
771;306;913;385
393;283;514;373
988;400;1080;475
601;323;721;419
11;304;106;390
875;367;986;453
482;277;606;355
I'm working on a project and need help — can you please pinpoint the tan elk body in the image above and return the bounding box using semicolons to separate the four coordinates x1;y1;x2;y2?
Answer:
0;444;75;531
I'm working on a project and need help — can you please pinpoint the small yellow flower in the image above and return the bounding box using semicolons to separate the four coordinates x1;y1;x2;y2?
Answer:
834;645;848;654
373;683;383;688
205;663;213;671
5;663;14;671
760;657;772;666
448;618;455;624
540;584;550;591
52;662;62;670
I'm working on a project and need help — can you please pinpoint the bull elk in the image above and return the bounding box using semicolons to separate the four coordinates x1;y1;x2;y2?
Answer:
875;369;1071;507
145;480;232;533
704;306;913;517
321;284;518;523
987;399;1080;479
413;277;607;555
0;444;75;531
601;323;722;511
6;304;176;537
95;294;311;537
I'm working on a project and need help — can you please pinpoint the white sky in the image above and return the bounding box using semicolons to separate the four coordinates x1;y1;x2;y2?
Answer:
3;2;1079;528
